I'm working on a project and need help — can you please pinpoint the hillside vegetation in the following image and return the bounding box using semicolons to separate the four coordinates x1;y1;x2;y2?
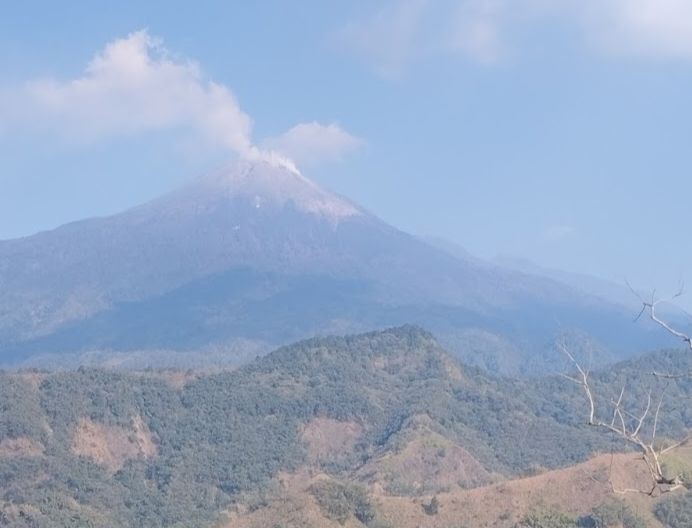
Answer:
1;326;691;527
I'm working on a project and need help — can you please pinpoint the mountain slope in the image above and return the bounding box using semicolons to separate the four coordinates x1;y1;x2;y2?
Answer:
494;254;646;309
225;453;667;528
1;326;690;528
0;327;610;527
0;160;672;371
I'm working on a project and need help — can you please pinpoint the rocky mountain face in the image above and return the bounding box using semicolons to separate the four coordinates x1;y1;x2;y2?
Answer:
0;160;671;372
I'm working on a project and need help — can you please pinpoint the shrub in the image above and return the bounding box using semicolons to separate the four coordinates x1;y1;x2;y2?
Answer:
654;491;692;528
519;506;576;527
423;496;440;516
309;481;377;526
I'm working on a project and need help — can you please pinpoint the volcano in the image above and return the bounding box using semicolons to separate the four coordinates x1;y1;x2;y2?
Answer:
0;160;669;372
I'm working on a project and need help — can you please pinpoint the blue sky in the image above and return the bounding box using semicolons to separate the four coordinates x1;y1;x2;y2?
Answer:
2;1;692;307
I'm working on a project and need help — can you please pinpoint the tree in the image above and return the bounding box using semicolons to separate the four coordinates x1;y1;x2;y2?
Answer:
561;285;692;495
423;496;439;516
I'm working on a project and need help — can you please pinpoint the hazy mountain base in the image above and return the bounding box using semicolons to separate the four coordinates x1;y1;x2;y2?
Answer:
11;339;269;370
1;279;672;376
0;326;690;527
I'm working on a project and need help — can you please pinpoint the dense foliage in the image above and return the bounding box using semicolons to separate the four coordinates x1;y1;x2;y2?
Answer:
0;326;691;527
519;507;576;528
309;480;380;526
654;491;692;528
519;500;647;528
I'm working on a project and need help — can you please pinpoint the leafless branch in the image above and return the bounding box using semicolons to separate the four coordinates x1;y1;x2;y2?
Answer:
653;370;692;379
632;391;651;437
558;283;692;495
628;281;692;351
560;345;685;495
660;434;692;456
651;387;667;445
559;342;596;424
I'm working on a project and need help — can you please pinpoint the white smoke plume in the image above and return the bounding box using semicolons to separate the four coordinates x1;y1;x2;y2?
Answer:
3;30;361;173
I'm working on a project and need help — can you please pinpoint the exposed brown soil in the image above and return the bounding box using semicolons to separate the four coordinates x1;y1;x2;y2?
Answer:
301;417;364;465
0;437;44;457
14;372;46;391
221;452;679;528
224;472;365;528
71;415;157;471
136;369;200;390
376;452;666;527
357;426;493;494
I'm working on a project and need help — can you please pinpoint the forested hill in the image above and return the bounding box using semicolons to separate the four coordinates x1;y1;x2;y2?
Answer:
1;326;691;527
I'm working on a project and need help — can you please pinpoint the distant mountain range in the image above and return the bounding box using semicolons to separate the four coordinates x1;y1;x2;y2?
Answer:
0;159;674;372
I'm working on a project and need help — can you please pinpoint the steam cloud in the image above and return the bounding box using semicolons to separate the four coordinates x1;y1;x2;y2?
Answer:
4;30;361;172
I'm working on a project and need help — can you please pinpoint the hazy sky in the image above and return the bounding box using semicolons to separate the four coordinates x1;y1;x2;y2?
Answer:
2;1;692;307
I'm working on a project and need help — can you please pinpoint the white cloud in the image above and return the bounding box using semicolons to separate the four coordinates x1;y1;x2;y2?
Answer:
338;0;520;73
340;0;692;76
22;30;256;157
449;0;506;63
576;0;692;59
263;122;363;168
2;30;360;172
337;0;430;79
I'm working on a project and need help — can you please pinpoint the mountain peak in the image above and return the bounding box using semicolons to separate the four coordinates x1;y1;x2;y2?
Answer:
189;158;362;220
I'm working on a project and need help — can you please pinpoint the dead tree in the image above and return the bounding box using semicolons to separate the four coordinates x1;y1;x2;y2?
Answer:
561;285;692;495
629;281;692;379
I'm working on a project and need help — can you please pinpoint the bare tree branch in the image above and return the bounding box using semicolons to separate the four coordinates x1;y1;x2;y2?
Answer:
653;370;692;379
559;345;684;495
559;342;596;424
628;281;692;351
558;283;692;495
651;387;667;445
632;391;651;437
